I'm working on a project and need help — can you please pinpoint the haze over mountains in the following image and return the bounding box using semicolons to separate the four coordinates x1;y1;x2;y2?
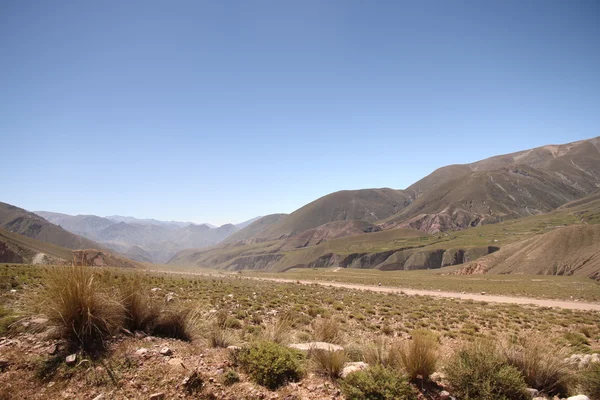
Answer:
33;212;260;263
2;136;600;279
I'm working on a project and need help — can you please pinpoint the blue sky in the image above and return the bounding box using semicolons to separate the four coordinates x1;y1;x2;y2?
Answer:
1;1;599;225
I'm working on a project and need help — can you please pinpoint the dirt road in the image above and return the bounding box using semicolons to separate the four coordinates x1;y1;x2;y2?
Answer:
254;277;600;312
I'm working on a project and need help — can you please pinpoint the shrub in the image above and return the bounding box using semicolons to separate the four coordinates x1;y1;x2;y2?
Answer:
207;324;232;348
445;340;529;400
398;331;438;382
340;365;416;400
225;317;242;329
41;265;122;351
313;318;342;344
222;369;240;386
237;341;304;389
581;363;600;399
501;334;573;396
310;349;346;379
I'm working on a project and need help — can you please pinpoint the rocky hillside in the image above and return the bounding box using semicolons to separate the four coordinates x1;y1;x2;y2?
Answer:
0;202;100;250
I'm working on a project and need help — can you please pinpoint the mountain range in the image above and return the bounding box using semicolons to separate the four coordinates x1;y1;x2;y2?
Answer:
33;212;260;263
2;136;600;279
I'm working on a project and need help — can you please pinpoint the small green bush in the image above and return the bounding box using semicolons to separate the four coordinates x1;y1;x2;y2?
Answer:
222;369;240;386
237;341;304;389
340;365;417;400
581;363;600;399
445;340;529;400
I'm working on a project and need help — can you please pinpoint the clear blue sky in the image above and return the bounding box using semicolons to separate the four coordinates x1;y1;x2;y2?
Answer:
1;1;599;225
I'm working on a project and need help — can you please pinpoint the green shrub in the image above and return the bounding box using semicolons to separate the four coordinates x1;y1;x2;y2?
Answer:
581;363;600;399
237;341;304;389
340;365;416;400
398;331;438;381
225;317;242;329
445;340;529;400
222;369;240;386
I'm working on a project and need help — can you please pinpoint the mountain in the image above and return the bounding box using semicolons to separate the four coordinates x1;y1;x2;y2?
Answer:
0;202;100;250
225;214;288;244
33;210;255;263
234;216;262;230
250;189;412;241
0;226;140;268
384;137;600;233
168;136;600;278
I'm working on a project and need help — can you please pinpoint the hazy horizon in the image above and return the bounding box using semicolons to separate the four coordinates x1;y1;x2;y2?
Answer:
2;1;599;225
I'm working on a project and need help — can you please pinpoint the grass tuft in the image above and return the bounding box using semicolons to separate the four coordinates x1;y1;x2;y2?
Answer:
398;331;438;382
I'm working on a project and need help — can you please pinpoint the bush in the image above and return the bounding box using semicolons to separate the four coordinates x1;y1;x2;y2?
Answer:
310;349;346;379
41;265;122;351
340;365;416;400
313;318;342;344
237;341;304;389
207;324;232;348
398;331;438;382
501;334;573;396
222;369;240;386
445;340;529;400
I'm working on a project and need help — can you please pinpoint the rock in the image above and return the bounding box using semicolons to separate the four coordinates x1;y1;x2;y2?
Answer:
65;354;77;366
340;362;368;378
30;317;49;325
289;342;344;352
526;388;539;398
567;396;590;400
439;391;450;400
227;345;241;351
47;344;58;355
431;371;446;383
149;393;165;400
92;395;105;400
481;291;486;295
165;293;176;302
592;353;600;363
136;348;149;356
151;288;162;292
159;347;172;356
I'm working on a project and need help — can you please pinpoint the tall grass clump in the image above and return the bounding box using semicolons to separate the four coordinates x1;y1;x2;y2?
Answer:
363;337;401;368
313;317;342;344
581;363;600;399
119;276;160;333
445;340;529;400
262;312;295;344
398;331;438;382
500;334;573;397
310;349;346;379
41;264;123;351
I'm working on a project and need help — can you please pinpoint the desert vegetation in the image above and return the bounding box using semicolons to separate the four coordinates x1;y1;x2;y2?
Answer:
0;263;599;399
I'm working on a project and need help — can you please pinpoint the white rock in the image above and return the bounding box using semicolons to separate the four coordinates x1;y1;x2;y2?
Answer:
526;388;539;398
135;348;149;355
92;395;105;400
439;391;450;400
150;288;162;292
567;396;589;400
289;342;344;352
65;354;77;366
159;347;172;356
340;362;368;378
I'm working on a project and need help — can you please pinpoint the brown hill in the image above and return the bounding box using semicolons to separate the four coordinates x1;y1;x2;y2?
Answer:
253;188;412;241
457;224;600;280
224;214;288;244
0;227;140;268
0;202;100;250
383;136;600;233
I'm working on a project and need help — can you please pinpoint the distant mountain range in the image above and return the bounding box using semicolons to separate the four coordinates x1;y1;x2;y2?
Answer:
2;136;600;280
34;212;261;263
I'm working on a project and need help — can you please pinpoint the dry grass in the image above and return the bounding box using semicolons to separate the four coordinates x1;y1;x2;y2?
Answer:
119;277;160;333
362;337;401;368
313;317;342;344
398;331;438;382
501;333;574;397
40;264;123;351
310;349;346;379
262;312;295;344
